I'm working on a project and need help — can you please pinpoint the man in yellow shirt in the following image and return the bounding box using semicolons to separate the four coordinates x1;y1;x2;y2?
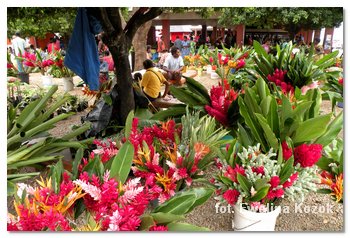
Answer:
141;59;170;101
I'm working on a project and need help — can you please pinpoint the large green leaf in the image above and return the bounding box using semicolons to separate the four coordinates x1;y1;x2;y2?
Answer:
237;173;252;194
124;110;134;139
255;113;279;150
183;187;214;213
151;105;186;121
279;157;294;184
7;181;16;196
109;141;134;184
167;222;210;231
292;114;332;144
183;76;210;103
140;215;156;231
72;148;84;180
253;40;268;59
314;111;343;146
170;86;202;105
250;185;270;202
150;212;185;224
153;194;196;215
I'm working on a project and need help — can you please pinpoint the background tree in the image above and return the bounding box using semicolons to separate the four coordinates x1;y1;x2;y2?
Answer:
7;7;77;44
218;7;343;40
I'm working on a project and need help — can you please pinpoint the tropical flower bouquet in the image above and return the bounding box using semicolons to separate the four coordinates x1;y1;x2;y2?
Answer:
213;142;321;212
7;124;213;231
49;50;75;78
128;110;228;202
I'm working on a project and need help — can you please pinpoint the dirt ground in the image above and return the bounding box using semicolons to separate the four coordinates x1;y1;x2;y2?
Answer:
8;72;343;231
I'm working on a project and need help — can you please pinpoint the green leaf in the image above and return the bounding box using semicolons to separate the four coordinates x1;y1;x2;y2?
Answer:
316;156;334;172
279;157;294;184
255;113;279;150
151;105;186;121
140;215;155;231
185;187;214;213
317;188;332;195
183;76;211;103
277;143;283;164
7;181;16;196
253;40;268;59
150;212;185;224
167;222;210;231
72;148;84;179
237;123;253;149
154;194;196;215
292;114;332;143
237;173;252;194
254;178;270;191
124;110;134;139
170;86;202;105
314;111;343;146
74;199;86;220
250;185;270;202
109;141;134;184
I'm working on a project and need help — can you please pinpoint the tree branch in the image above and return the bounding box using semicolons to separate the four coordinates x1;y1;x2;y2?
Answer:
105;8;123;35
125;7;163;41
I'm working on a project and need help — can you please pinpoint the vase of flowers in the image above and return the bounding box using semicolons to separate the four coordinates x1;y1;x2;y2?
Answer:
213;143;322;231
50;50;76;92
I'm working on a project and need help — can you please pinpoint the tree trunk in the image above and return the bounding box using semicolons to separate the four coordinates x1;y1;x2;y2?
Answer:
106;35;135;126
132;21;152;71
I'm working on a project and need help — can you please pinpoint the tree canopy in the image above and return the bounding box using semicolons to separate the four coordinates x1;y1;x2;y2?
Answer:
217;7;343;38
7;7;77;38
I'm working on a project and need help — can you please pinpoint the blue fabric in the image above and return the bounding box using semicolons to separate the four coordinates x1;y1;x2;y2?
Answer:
64;8;100;90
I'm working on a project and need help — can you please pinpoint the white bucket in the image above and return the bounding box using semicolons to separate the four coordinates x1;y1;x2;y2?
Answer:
210;72;219;79
42;75;53;87
233;204;281;231
63;77;74;92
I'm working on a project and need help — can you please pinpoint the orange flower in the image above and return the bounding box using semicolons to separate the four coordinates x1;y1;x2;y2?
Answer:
155;171;173;193
194;142;210;159
331;174;343;203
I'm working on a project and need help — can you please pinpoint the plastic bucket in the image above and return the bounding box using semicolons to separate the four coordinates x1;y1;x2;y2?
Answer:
210;72;219;79
233;204;281;231
42;75;53;87
63;77;74;92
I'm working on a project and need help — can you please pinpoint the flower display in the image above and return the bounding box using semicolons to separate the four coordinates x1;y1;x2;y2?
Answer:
129;112;227;203
214;144;320;212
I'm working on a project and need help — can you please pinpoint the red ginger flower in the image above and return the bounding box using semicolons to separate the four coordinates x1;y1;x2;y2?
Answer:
282;141;293;160
283;172;298;188
222;189;240;205
149;225;169;231
252;166;265;175
269;176;280;188
338;78;343;85
293;144;323;167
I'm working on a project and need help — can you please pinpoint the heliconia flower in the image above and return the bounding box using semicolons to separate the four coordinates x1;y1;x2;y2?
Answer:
222;189;240;205
281;141;293;160
149;225;168;231
224;164;246;183
331;174;343;202
73;179;101;200
293;144;323;167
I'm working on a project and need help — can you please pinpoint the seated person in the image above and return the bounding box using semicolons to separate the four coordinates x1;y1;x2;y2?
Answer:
162;46;184;85
99;55;109;82
141;59;170;102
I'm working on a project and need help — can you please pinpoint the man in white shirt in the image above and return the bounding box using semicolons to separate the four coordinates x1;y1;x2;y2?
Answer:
163;46;184;84
11;31;26;72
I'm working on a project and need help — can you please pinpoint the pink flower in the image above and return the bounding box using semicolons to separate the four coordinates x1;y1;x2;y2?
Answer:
294;144;323;167
281;141;293;160
224;164;246;183
236;59;245;69
209;57;213;63
222;189;240;205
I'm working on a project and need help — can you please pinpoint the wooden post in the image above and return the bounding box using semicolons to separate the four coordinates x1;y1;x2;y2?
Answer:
236;24;245;47
211;26;217;44
162;19;170;50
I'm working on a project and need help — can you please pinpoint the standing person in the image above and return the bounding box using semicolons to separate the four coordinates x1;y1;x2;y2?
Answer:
146;45;152;60
262;39;271;54
173;36;183;53
141;59;170;101
157;36;166;59
157;48;169;68
163;46;184;84
11;31;26;72
181;36;190;57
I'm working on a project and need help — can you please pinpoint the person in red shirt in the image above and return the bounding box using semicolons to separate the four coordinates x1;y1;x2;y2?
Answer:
47;38;60;53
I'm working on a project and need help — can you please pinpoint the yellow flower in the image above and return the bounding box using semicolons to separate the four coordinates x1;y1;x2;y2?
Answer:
155;172;173;193
228;60;237;68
